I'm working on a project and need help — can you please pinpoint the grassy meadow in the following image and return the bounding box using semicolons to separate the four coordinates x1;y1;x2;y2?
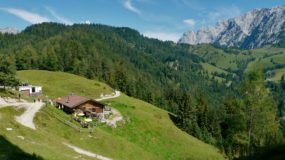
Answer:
17;70;113;99
0;70;225;160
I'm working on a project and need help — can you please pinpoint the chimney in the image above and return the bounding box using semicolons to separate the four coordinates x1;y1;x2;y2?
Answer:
66;96;70;103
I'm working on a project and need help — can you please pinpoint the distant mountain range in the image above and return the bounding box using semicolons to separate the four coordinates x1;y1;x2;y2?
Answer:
179;5;285;49
0;27;18;34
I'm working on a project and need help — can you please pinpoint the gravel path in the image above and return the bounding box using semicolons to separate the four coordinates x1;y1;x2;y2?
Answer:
63;143;112;160
0;97;44;130
106;108;123;128
15;101;44;129
0;90;120;130
95;91;121;101
95;91;123;128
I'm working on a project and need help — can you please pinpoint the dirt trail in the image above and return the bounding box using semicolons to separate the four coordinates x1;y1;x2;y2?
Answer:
95;91;121;101
106;108;123;128
63;143;112;160
15;101;44;129
0;97;44;130
95;91;123;128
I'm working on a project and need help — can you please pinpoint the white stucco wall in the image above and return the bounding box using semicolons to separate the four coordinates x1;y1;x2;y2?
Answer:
19;86;42;94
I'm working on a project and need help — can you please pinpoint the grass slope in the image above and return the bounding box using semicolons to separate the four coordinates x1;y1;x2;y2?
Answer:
245;47;285;73
0;70;226;160
17;70;113;99
190;45;285;77
268;68;285;82
189;44;250;71
201;63;229;82
201;63;229;75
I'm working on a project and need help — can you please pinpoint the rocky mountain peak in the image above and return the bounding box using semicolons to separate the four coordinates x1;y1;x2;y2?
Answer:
179;5;285;49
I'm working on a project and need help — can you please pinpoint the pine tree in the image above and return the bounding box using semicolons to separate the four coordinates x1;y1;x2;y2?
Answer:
0;54;19;88
241;67;282;155
223;95;248;157
197;96;208;131
114;61;128;92
177;92;199;137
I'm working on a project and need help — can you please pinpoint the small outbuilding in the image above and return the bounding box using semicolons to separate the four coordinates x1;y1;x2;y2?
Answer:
55;95;106;114
19;84;42;96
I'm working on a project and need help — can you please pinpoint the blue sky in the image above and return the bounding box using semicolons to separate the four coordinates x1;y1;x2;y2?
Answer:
0;0;285;41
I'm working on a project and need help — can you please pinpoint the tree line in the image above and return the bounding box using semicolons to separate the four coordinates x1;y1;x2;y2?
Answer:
0;54;19;88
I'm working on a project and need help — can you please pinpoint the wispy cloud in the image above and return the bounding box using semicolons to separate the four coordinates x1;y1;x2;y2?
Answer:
1;8;49;24
143;31;181;42
208;5;242;24
123;0;141;15
191;5;242;29
181;0;205;11
183;18;196;27
45;6;73;25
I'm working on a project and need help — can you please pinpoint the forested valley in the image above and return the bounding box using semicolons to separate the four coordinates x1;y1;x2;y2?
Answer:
1;23;285;159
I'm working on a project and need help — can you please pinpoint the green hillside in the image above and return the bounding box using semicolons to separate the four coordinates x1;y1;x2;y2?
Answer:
201;63;229;82
243;47;285;83
17;70;113;99
0;22;227;116
0;70;226;160
2;23;284;159
189;45;285;82
246;54;285;72
267;68;285;82
201;63;228;74
189;44;251;71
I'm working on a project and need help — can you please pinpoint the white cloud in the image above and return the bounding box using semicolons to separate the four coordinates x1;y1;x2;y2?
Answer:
79;20;92;24
1;8;49;24
143;31;181;42
123;0;141;15
84;20;91;25
183;19;196;27
45;7;73;25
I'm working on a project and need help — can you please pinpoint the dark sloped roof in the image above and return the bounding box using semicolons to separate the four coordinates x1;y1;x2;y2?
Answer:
55;95;106;109
55;95;89;108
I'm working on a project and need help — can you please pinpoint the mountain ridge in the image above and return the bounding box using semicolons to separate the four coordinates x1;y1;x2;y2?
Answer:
0;27;18;34
179;5;285;49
